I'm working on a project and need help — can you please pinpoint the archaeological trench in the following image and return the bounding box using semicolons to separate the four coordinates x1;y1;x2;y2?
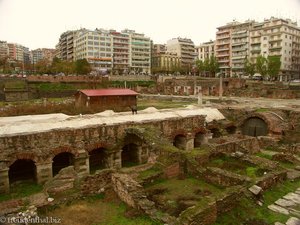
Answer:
0;104;300;225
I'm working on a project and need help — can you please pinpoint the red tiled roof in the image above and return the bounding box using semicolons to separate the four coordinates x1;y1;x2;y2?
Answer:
79;89;138;97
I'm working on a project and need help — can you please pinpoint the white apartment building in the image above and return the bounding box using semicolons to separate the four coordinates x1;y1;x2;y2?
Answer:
74;29;113;71
250;17;300;80
195;40;215;62
7;43;30;63
31;48;56;64
166;38;196;71
216;17;300;79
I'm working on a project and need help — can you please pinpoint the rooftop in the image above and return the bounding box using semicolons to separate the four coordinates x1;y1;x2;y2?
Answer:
79;89;138;97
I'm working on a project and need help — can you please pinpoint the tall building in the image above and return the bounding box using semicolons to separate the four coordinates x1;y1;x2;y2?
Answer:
249;17;300;80
195;40;215;62
0;41;9;59
7;43;30;63
58;30;77;61
123;29;151;74
153;44;166;54
216;17;300;79
110;30;130;74
74;28;113;72
166;38;196;72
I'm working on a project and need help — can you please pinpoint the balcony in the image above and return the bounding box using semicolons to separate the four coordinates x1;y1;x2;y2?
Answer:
251;48;261;53
269;46;282;50
216;47;229;52
217;30;230;35
232;47;247;52
269;38;282;43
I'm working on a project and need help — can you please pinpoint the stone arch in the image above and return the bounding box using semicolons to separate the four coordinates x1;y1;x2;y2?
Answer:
9;159;37;184
121;143;140;167
173;134;187;150
8;152;40;167
241;117;268;137
89;147;108;174
52;152;75;176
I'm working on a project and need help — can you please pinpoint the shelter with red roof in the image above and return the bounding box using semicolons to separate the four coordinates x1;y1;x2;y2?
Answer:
75;88;138;111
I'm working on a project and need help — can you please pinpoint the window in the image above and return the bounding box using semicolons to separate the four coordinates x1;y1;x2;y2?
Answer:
88;36;93;40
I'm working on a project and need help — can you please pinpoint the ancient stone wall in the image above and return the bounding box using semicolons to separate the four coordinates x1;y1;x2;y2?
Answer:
256;171;287;191
81;169;114;195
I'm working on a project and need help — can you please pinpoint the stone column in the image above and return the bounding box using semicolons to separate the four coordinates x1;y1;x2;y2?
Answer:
74;150;89;177
113;151;122;169
185;133;195;151
35;162;52;185
0;168;9;193
105;153;115;169
140;145;149;164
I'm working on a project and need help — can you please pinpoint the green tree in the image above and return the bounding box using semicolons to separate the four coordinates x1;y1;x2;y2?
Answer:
244;58;255;76
256;55;268;77
209;56;220;77
75;59;91;75
203;58;210;76
267;55;281;80
195;59;204;76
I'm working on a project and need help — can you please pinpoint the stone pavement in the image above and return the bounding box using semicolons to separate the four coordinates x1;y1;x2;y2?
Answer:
268;187;300;225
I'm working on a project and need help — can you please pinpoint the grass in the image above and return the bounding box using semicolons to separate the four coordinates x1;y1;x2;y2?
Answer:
42;196;161;225
145;177;222;200
256;152;273;160
214;179;300;224
138;167;162;180
35;83;77;91
0;181;43;202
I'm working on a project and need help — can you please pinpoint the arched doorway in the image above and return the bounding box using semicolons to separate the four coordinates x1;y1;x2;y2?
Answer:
194;132;205;148
242;117;268;137
9;159;36;184
52;152;74;176
173;134;186;150
89;148;107;174
121;143;139;167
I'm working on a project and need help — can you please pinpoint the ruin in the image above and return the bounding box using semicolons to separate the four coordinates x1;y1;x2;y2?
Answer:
0;97;299;224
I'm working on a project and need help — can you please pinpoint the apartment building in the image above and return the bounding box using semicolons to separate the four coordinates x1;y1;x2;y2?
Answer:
216;17;300;79
195;40;215;62
250;17;300;80
74;29;113;71
0;41;9;59
7;43;30;63
58;30;77;61
31;48;56;64
166;38;196;72
153;44;166;54
123;29;151;74
110;30;130;74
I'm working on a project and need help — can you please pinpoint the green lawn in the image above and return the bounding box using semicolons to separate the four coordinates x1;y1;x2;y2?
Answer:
0;181;43;202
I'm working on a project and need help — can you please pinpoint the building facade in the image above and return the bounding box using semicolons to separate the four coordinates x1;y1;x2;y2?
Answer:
123;29;151;74
74;29;113;72
58;30;77;61
195;40;215;62
216;17;300;79
31;48;56;64
0;41;9;59
166;38;196;73
151;52;181;73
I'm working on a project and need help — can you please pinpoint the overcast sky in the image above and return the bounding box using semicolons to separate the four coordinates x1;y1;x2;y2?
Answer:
0;0;299;50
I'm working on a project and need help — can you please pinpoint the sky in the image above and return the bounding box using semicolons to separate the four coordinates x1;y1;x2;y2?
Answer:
0;0;300;50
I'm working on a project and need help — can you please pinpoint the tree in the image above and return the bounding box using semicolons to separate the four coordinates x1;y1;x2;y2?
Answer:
267;55;281;80
195;59;204;76
244;58;255;76
209;56;220;77
256;55;268;77
75;59;91;75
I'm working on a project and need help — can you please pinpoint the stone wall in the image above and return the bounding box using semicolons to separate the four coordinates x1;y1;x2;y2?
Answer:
111;173;175;224
203;167;249;187
256;171;287;191
81;169;114;195
0;114;206;193
213;137;260;154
